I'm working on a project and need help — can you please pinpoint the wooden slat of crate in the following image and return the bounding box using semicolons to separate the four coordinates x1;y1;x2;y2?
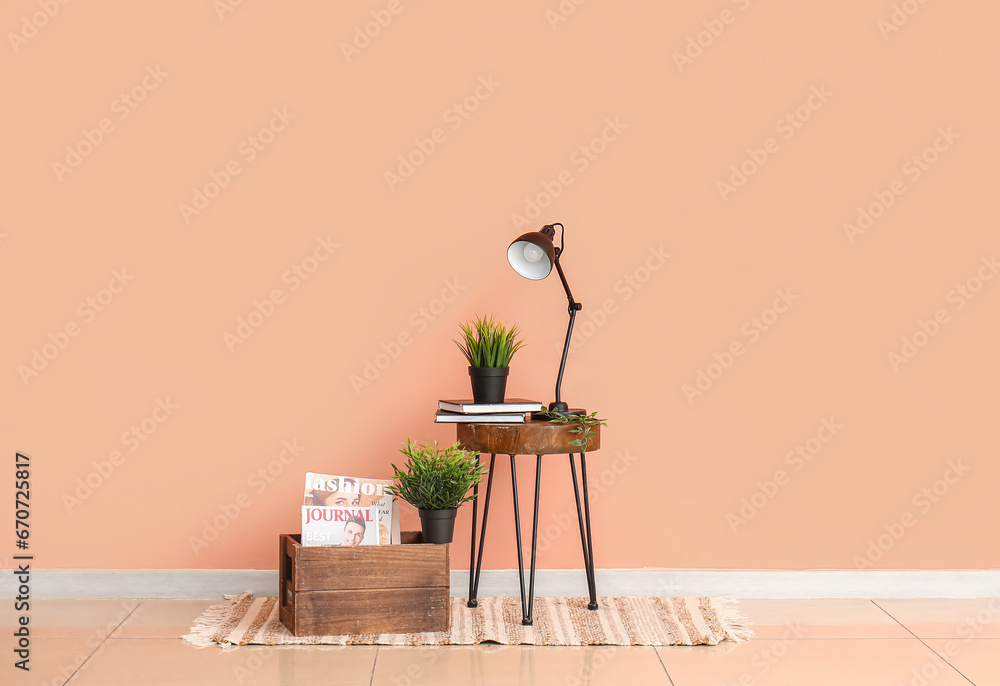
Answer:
290;541;448;591
283;586;450;636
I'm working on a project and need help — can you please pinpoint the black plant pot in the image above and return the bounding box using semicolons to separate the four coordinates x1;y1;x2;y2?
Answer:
418;508;458;544
468;366;509;404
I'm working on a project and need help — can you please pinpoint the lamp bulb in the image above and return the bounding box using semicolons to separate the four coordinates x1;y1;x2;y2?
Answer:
522;244;544;263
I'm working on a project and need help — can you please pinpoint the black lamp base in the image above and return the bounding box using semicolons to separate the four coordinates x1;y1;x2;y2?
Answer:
532;405;587;421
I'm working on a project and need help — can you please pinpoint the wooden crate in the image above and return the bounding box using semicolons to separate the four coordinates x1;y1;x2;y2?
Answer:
278;532;450;636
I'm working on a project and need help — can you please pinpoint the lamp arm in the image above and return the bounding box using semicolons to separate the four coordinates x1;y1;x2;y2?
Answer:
551;254;582;413
549;223;579;310
553;253;579;310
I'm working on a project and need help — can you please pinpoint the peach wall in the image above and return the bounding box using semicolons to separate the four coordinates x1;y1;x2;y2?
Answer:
2;1;997;572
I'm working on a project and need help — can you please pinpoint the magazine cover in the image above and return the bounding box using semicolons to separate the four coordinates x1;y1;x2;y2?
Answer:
301;505;380;547
302;472;400;544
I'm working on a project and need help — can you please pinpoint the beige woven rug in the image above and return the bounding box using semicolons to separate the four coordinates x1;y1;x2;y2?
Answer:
184;591;751;647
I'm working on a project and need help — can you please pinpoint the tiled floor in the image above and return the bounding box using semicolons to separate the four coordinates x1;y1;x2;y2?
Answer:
3;597;999;684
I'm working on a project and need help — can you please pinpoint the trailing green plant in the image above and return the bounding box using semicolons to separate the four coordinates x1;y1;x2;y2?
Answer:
452;314;524;368
386;438;488;511
542;410;607;455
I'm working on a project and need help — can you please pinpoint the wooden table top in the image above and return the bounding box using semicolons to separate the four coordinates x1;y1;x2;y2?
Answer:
455;417;601;456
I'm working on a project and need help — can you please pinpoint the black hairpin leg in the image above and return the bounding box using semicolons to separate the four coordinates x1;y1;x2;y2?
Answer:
510;454;544;626
526;455;542;625
468;454;496;608
570;453;598;610
510;454;529;623
468;460;478;605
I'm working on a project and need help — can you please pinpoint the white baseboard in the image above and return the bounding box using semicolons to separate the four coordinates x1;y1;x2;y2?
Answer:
3;568;998;599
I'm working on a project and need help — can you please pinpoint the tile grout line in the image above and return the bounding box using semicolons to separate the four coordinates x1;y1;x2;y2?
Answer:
62;597;146;685
908;638;977;686
369;645;380;686
111;597;146;633
868;599;921;639
870;600;977;686
653;646;676;686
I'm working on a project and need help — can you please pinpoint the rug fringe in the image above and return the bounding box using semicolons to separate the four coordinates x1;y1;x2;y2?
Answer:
714;596;754;643
182;591;249;648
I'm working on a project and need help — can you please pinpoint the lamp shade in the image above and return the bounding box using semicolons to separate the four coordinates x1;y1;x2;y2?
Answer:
507;231;556;280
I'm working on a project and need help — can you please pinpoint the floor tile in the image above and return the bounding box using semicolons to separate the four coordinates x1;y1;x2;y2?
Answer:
875;598;1000;638
110;599;218;638
9;638;107;686
14;597;995;685
0;598;142;639
737;598;911;638
67;639;378;686
657;638;970;686
372;645;671;686
924;638;1000;686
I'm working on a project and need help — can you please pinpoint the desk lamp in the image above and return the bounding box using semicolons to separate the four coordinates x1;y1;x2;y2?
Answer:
507;223;583;415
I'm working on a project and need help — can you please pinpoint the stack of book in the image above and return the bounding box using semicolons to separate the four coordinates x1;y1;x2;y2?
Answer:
434;398;544;424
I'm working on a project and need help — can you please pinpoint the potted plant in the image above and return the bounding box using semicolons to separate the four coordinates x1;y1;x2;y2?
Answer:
453;314;524;403
387;438;487;544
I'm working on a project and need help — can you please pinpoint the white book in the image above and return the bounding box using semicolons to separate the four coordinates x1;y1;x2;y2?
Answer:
435;410;526;423
438;398;543;414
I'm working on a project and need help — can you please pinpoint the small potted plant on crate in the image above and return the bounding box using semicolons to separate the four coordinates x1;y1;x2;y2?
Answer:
387;438;487;544
453;314;524;403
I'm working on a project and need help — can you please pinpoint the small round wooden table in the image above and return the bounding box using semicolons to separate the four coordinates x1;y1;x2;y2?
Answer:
456;418;600;625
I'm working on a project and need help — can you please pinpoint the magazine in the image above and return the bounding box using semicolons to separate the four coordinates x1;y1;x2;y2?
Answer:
301;505;380;546
302;472;400;545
